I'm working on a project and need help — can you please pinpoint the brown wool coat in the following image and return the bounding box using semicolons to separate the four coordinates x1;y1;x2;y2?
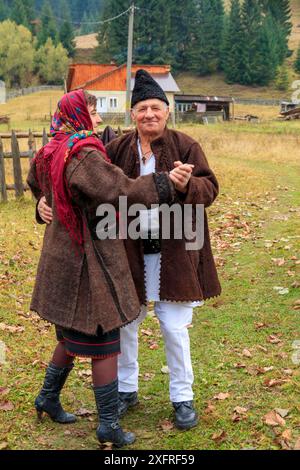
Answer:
27;148;174;335
106;128;221;303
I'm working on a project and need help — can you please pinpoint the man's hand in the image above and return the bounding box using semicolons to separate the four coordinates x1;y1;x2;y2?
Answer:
169;161;194;193
38;196;53;224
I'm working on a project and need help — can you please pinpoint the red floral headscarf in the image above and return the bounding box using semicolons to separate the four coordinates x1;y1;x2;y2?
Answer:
33;89;110;248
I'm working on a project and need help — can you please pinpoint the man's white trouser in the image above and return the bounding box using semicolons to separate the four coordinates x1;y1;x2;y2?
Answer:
118;302;194;403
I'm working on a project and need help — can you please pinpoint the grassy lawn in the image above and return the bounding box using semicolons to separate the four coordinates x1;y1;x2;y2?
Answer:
0;115;299;450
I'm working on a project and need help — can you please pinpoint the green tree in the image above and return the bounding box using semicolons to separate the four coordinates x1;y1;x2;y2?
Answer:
262;0;292;61
275;64;289;91
37;1;59;46
35;38;69;84
59;0;76;57
240;0;265;85
94;0;130;63
294;43;300;74
10;0;29;28
0;0;9;22
186;0;220;75
222;0;245;83
0;20;35;87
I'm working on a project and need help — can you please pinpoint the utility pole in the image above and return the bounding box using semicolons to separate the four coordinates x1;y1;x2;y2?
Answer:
125;4;135;127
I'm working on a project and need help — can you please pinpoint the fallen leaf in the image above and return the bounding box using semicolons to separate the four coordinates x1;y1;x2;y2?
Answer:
281;429;292;442
275;408;290;418
0;323;25;333
282;369;293;376
0;388;10;397
264;410;286;427
242;348;252;358
204;403;216;414
213;392;230;401
267;335;282;344
212;430;227;442
271;258;285;267
75;408;95;417
149;343;159;350
0;401;14;412
254;322;268;330
264;378;287;387
233;363;246;368
257;345;268;353
161;366;170;374
0;442;8;450
141;329;153;337
143;372;155;381
234;406;248;415
160;420;174;432
294;438;300;450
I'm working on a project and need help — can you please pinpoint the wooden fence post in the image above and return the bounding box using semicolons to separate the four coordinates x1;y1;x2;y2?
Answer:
11;131;24;198
42;128;49;146
28;129;36;163
0;137;7;202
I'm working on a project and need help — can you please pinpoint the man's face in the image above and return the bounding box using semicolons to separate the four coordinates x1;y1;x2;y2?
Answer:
88;104;102;132
131;99;169;137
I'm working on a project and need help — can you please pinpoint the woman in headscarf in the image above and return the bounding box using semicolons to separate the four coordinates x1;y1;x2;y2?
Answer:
27;89;192;447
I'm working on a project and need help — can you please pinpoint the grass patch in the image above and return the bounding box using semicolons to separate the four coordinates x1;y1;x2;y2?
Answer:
0;119;299;450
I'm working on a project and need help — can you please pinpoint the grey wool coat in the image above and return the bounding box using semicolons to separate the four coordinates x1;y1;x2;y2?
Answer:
106;128;222;304
27;148;174;335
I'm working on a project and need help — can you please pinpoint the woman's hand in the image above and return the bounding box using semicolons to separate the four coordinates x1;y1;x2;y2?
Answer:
38;196;53;224
169;161;194;193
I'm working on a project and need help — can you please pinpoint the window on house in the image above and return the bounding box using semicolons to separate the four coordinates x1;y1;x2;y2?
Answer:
109;97;118;109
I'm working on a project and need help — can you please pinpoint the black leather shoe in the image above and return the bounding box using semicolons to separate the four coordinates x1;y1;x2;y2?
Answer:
118;391;139;417
173;401;198;430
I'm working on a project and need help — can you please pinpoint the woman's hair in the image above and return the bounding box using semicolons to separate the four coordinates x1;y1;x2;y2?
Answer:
84;90;97;109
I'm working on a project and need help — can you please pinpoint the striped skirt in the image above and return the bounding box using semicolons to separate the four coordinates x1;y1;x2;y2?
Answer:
56;326;120;359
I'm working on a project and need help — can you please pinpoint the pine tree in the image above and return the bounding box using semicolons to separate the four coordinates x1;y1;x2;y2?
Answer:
212;0;225;70
186;0;220;75
294;43;300;74
37;1;59;46
240;0;264;85
168;0;197;72
94;0;130;64
10;0;29;27
134;0;172;64
275;64;289;90
0;0;9;22
222;0;245;84
262;0;292;61
59;0;76;57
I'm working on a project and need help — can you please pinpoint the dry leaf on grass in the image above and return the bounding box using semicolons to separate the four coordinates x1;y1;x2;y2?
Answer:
0;401;14;412
0;323;24;333
264;378;288;388
242;348;252;358
213;392;230;401
212;430;227;443
264;410;286;427
0;442;8;450
275;408;290;418
294;438;300;450
267;335;282;344
160;420;174;432
75;408;95;417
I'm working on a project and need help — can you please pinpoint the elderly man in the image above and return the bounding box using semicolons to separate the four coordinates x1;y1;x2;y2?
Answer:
38;70;221;430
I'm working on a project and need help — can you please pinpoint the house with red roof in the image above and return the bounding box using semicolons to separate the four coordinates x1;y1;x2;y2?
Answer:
67;63;180;119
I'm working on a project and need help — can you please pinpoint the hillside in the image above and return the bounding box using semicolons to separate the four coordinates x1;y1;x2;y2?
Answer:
74;0;300;99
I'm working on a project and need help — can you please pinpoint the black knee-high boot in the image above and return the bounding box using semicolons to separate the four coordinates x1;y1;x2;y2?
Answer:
94;379;135;447
35;362;76;424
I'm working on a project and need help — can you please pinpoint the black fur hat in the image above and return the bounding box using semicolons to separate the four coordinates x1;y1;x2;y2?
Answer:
131;69;169;108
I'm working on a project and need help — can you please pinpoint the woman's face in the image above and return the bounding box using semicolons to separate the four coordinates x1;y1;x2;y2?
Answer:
88;105;102;132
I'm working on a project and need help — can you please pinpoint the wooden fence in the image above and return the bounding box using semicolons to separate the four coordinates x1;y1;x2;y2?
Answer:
0;129;50;202
0;128;127;202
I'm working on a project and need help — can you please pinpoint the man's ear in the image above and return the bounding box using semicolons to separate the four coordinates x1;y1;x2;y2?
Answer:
130;109;135;123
